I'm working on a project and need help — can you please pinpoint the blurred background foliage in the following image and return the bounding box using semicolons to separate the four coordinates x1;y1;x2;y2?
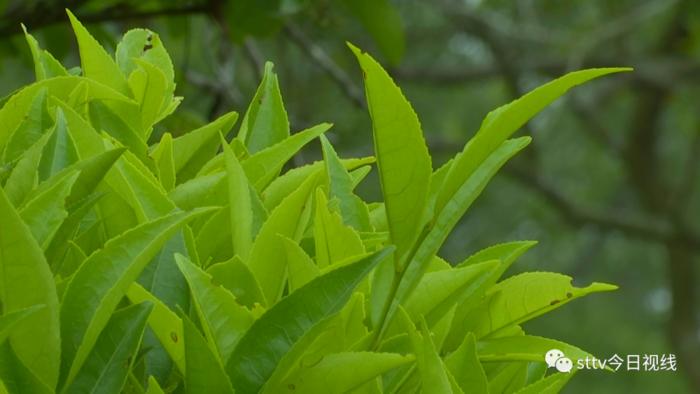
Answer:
0;0;698;392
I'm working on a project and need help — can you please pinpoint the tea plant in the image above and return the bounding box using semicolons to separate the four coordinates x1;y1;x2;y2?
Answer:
0;10;628;394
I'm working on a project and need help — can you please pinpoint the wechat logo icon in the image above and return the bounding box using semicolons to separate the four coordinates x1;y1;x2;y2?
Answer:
545;349;574;373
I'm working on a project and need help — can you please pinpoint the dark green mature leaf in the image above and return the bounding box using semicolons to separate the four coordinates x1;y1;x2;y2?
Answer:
66;302;153;394
59;208;210;388
182;313;235;394
350;44;432;265
238;62;289;153
0;187;60;389
226;247;393;394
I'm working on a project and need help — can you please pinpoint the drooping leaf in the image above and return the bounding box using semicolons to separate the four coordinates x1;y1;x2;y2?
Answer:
66;302;153;394
226;247;393;393
350;44;432;265
0;187;60;388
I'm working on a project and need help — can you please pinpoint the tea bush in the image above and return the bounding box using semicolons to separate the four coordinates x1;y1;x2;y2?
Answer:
0;10;628;394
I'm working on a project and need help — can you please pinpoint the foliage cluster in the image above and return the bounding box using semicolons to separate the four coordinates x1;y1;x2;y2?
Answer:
0;11;626;394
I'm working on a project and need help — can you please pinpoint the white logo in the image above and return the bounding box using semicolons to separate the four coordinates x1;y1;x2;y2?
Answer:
545;349;573;373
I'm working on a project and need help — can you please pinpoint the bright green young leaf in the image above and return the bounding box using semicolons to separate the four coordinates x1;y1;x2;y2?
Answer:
182;313;235;394
171;111;239;183
487;362;528;393
22;24;69;81
350;44;432;265
226;247;393;393
126;283;185;375
223;137;254;260
387;137;531;338
282;236;320;293
0;187;60;389
435;68;632;217
261;156;374;210
38;108;79;181
314;189;365;268
67;10;130;95
150;132;176;191
478;334;595;365
3;88;51;163
238;62;289;153
59;208;210;388
401;311;452;394
242;122;332;191
128;59;168;133
176;254;254;363
514;371;573;394
278;352;413;393
66;302;153;394
248;173;319;304
207;256;266;309
19;171;78;249
445;333;488;394
320;135;371;231
3;130;52;207
116;28;175;98
465;272;617;338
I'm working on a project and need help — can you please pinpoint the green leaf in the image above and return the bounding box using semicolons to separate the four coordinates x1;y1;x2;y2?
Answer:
277;352;413;393
128;59;168;133
313;189;365;268
207;256;266;308
67;10;130;94
176;255;254;363
514;371;573;394
172;111;239;183
150;132;176;191
445;333;488;394
262;156;374;211
401;311;452;393
464;272;617;338
145;376;165;394
223;137;254;260
320;135;371;231
238;62;289;153
248;173;319;304
243;122;332;191
3;130;52;207
350;44;432;264
19;171;79;249
343;0;405;65
388;137;531;337
182;314;235;394
0;343;53;394
3;88;51;163
478;335;595;364
282;236;320;293
126;283;185;375
21;24;69;81
435;68;632;217
0;306;45;344
0;187;60;388
226;247;393;393
59;208;210;388
116;28;175;98
66;302;153;394
38;108;79;181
